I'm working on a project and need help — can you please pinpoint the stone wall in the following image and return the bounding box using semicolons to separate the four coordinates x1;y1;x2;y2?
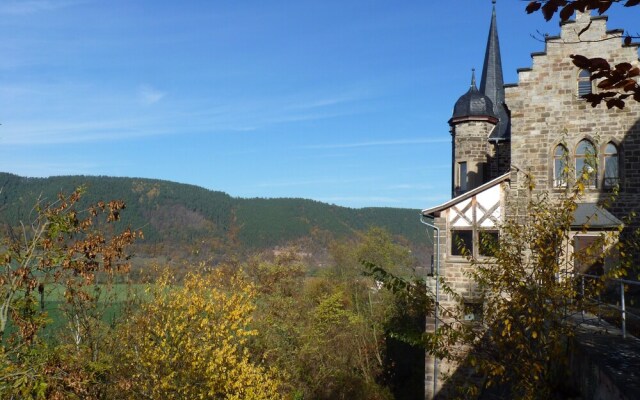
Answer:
505;12;640;221
451;120;496;196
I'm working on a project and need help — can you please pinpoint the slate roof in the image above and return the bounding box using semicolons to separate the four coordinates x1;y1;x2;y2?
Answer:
479;4;510;142
452;69;496;120
572;203;623;229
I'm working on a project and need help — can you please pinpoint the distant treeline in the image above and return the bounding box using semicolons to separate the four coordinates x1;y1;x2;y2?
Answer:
0;173;427;254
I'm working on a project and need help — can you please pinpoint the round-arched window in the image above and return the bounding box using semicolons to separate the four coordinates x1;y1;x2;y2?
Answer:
578;69;592;98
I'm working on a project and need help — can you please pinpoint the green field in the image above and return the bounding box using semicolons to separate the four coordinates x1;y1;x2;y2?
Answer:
4;284;151;343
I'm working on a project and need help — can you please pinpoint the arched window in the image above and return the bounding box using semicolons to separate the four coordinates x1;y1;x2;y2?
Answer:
575;139;597;187
603;142;619;188
554;144;568;187
577;69;592;97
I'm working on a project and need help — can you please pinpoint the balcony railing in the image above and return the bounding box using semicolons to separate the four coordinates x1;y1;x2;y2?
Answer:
577;273;640;339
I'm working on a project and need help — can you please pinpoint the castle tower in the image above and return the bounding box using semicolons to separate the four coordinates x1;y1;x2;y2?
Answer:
450;70;498;197
449;1;510;197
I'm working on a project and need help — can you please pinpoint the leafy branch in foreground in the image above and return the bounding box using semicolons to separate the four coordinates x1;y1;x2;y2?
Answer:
525;1;639;23
525;0;640;108
571;54;640;109
0;188;141;399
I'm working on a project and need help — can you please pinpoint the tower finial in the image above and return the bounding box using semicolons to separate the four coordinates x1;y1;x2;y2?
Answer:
471;68;476;88
492;0;496;5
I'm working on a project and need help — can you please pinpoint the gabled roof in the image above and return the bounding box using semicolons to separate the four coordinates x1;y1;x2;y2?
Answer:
421;173;510;216
572;203;622;229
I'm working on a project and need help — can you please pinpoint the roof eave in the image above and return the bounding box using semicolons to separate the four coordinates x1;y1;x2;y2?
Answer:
421;172;510;216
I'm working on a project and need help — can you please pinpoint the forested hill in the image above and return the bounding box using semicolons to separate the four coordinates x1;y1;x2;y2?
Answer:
0;173;428;255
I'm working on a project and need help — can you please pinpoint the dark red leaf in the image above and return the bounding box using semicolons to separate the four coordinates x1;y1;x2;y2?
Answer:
541;2;559;20
624;81;639;91
597;78;612;89
598;1;613;14
606;98;625;109
573;0;593;12
628;67;640;77
625;0;640;7
612;79;631;89
559;3;575;21
570;54;590;69
615;62;633;72
590;58;611;71
526;1;542;13
608;70;623;80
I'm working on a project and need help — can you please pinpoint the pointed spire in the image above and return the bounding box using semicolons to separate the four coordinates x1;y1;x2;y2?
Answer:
480;2;504;112
470;68;476;88
480;1;510;141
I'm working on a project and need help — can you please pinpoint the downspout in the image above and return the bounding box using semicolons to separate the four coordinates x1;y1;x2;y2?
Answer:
420;214;439;399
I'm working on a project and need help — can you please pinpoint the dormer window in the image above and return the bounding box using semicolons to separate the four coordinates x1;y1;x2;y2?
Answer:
577;69;592;98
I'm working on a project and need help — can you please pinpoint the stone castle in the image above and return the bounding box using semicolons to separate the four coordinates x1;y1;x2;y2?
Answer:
421;4;640;398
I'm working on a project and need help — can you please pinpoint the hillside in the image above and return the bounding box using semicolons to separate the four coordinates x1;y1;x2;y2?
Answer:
0;173;429;261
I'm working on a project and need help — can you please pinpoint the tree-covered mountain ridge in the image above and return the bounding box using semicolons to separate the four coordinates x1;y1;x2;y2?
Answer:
0;172;427;255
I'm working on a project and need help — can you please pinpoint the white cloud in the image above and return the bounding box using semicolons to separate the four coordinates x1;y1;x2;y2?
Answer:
286;90;369;111
0;82;377;145
0;0;85;15
299;138;449;150
386;183;434;190
138;85;166;105
0;118;177;145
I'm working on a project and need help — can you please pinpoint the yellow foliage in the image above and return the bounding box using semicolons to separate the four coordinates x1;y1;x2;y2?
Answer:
112;270;281;400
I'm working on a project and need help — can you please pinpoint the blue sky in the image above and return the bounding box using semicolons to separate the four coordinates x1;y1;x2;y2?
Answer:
0;1;638;209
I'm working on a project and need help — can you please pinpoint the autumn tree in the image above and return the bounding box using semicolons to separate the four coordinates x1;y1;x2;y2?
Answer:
525;0;640;108
245;248;394;400
111;268;281;400
245;229;420;400
0;188;140;399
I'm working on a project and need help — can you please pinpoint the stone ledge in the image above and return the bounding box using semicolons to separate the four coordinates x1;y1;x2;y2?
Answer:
569;314;640;400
